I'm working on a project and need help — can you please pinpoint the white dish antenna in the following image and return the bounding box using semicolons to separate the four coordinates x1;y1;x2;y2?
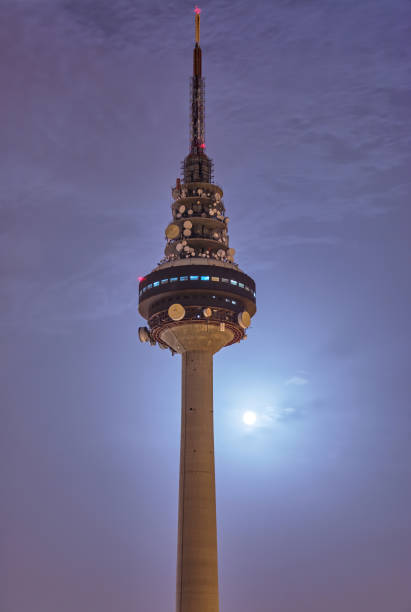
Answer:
165;223;180;239
168;303;185;321
138;327;150;343
238;311;251;329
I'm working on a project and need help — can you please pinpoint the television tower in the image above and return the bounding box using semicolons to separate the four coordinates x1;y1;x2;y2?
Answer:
138;8;256;611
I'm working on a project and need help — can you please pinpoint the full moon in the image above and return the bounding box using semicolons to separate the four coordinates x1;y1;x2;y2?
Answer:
243;411;257;426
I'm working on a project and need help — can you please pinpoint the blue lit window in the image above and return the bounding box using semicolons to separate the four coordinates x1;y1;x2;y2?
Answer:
153;281;160;287
190;275;199;281
170;277;178;282
225;298;230;303
161;279;168;284
239;282;244;288
232;300;237;304
180;276;188;281
230;280;238;286
142;287;147;293
253;291;256;297
200;276;210;281
147;283;153;289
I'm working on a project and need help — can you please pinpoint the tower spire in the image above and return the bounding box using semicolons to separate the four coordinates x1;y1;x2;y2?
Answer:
195;6;200;44
190;7;205;155
184;7;212;182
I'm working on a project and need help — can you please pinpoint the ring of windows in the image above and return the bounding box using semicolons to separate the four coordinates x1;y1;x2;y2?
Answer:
139;275;255;297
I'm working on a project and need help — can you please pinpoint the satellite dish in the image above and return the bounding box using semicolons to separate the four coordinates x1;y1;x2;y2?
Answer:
227;248;236;256
238;311;251;329
179;205;186;213
213;232;219;238
215;192;221;201
197;189;203;195
209;209;215;216
183;220;192;229
183;229;191;237
138;327;150;343
224;217;230;224
184;245;190;251
165;223;180;239
176;243;183;252
203;307;212;318
188;209;193;215
168;303;185;321
176;213;181;218
182;240;187;246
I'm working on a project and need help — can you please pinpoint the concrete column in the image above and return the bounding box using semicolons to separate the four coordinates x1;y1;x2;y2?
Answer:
176;350;219;612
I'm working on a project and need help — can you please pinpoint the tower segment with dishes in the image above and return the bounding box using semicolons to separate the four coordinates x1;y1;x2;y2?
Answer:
138;8;256;612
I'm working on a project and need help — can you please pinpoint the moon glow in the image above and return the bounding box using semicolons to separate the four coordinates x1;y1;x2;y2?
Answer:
243;411;257;426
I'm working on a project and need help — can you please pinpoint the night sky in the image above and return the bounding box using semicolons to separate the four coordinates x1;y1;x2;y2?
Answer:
2;1;411;611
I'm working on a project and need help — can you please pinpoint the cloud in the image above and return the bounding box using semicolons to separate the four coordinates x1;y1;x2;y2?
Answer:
285;376;309;386
254;404;298;428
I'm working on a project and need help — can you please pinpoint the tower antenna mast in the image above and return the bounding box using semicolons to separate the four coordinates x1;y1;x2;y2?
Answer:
195;6;200;43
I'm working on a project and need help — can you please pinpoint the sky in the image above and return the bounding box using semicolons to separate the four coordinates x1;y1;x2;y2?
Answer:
1;0;411;611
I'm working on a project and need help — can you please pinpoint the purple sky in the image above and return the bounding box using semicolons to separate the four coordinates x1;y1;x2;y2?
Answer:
1;1;411;611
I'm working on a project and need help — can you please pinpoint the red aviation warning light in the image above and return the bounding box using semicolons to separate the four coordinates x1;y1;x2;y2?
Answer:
194;7;201;44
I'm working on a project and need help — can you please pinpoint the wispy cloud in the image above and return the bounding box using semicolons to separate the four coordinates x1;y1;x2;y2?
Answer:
252;404;298;429
285;376;309;386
